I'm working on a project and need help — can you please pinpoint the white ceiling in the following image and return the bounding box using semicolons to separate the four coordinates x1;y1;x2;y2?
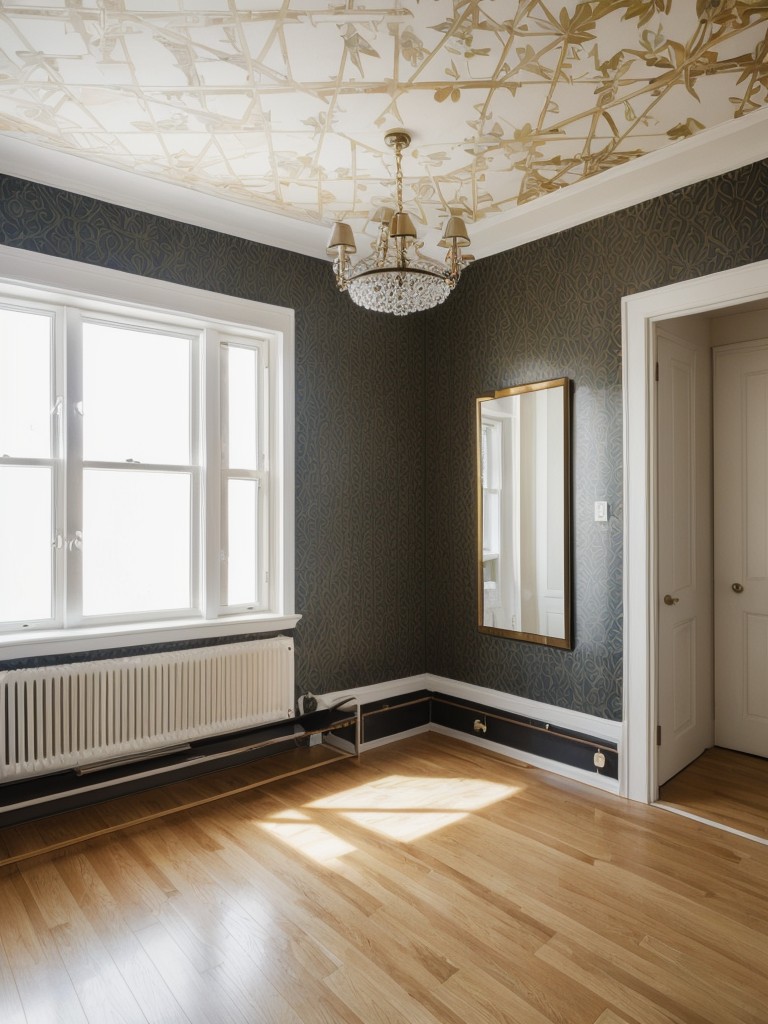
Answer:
1;1;768;263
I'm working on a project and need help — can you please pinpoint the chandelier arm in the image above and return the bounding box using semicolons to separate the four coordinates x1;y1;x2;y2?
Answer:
397;235;407;269
375;220;390;265
333;252;351;291
445;241;460;284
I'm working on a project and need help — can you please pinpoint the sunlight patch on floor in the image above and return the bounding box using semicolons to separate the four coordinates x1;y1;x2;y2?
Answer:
259;808;357;862
260;776;520;860
307;774;520;842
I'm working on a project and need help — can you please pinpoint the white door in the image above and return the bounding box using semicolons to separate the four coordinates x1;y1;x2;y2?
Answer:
656;329;713;785
714;340;768;758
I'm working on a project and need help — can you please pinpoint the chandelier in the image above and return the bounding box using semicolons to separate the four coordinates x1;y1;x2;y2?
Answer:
327;130;473;316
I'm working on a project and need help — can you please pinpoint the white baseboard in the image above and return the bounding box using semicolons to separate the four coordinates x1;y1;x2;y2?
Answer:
311;674;431;711
316;674;622;796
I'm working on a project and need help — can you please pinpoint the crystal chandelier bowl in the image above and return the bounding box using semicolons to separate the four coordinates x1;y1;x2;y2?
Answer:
346;261;452;315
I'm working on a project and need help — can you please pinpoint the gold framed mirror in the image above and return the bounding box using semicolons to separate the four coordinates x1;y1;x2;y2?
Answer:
477;378;572;648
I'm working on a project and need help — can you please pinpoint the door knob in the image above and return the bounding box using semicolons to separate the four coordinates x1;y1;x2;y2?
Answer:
732;582;744;593
663;594;679;605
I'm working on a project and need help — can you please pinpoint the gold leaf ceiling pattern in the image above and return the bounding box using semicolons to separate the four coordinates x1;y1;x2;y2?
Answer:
1;1;767;255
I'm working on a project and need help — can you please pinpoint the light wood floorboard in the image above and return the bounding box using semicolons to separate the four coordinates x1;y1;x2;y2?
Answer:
0;733;767;1023
659;746;768;841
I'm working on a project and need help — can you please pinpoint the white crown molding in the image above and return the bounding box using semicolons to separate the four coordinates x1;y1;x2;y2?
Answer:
3;110;768;265
0;135;331;262
469;109;768;259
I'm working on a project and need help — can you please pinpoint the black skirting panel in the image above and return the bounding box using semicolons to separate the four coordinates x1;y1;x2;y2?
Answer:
362;690;432;743
429;692;618;780
357;689;618;782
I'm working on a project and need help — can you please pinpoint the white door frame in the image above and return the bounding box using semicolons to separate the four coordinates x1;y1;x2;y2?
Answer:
621;259;768;803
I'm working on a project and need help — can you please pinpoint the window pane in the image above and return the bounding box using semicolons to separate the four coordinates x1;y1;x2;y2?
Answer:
227;345;259;470
0;466;53;622
0;307;52;459
82;469;191;616
227;479;259;606
83;322;191;465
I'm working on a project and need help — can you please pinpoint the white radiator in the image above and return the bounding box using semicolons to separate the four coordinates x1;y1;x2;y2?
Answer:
0;637;294;782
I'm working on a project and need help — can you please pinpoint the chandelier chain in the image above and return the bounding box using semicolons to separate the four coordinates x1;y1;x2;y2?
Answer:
395;140;404;214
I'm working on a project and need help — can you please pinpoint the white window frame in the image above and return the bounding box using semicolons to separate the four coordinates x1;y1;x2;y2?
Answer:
0;245;299;660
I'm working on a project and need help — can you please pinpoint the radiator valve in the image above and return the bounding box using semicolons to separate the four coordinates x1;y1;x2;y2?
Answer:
299;693;318;715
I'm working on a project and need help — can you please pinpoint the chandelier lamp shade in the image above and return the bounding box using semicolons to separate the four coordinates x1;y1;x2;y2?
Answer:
327;131;474;316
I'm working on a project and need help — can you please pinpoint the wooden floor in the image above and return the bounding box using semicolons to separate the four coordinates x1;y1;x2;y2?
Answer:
659;746;768;842
1;734;767;1024
0;744;352;869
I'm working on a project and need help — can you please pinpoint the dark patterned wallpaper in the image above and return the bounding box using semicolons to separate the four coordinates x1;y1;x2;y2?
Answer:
0;175;426;694
2;161;768;722
424;159;768;721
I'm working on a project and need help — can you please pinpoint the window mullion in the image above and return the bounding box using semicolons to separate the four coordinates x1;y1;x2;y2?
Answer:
219;337;230;611
204;330;222;618
51;304;67;628
260;351;271;610
189;330;202;618
64;307;84;626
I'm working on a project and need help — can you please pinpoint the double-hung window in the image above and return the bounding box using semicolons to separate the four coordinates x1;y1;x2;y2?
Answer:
0;247;296;658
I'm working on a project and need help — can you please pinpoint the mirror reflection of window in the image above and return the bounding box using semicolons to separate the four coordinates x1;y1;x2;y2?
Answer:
481;411;519;631
477;379;571;649
481;417;501;626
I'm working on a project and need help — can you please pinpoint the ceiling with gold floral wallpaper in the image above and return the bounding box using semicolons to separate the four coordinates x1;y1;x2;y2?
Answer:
1;1;768;261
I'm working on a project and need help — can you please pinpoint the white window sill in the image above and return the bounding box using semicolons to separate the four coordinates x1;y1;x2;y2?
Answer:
0;613;302;663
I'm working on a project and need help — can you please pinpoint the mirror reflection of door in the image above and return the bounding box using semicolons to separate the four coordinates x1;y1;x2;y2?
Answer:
477;378;571;649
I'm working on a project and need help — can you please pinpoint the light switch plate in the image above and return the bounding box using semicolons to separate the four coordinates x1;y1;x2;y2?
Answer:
594;501;608;522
